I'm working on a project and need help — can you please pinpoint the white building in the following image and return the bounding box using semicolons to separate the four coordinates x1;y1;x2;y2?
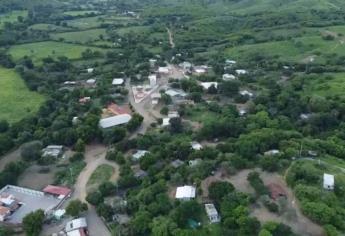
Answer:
165;89;187;98
65;218;88;233
149;59;157;67
132;150;149;161
175;186;196;200
323;173;334;190
225;59;236;65
168;111;179;118
64;81;76;85
86;79;96;85
149;74;157;87
222;74;236;81
191;141;203;151
194;67;207;74
179;61;192;70
205;204;221;223
264;150;280;156
99;114;132;129
158;67;170;74
200;82;218;90
236;69;247;75
42;145;64;158
86;68;94;73
239;90;254;97
162;118;171;127
112;78;125;86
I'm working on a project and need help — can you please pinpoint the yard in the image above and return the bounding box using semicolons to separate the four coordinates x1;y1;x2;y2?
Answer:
8;41;106;63
0;67;45;123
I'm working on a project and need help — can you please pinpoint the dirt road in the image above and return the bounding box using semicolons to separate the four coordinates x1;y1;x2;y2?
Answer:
73;144;119;236
166;27;175;48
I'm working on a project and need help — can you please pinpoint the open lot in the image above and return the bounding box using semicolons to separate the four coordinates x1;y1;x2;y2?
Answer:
50;28;107;44
0;67;45;123
8;41;106;63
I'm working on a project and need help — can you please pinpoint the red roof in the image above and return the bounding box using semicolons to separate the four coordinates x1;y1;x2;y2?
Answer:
267;183;287;200
43;185;72;197
107;103;131;115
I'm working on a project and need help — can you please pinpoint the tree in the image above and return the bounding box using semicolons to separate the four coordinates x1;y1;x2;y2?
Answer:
20;141;43;161
130;210;152;235
96;203;113;221
151;216;178;236
208;181;235;203
74;139;85;152
86;191;104;206
127;113;144;132
23;210;45;236
169;117;183;133
66;200;88;217
220;81;240;97
99;181;116;196
0;120;9;133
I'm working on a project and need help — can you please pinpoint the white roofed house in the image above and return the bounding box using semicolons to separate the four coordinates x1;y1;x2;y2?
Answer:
99;114;132;129
158;67;170;74
175;185;196;201
112;78;125;86
200;82;218;90
205;203;221;223
86;78;96;85
222;73;236;81
149;74;157;87
236;69;247;75
191;141;203;151
42;145;64;158
162;118;171;127
86;68;94;73
225;59;236;65
239;90;254;98
179;61;192;70
264;149;280;156
194;66;207;75
132;150;149;161
323;173;334;190
65;217;88;236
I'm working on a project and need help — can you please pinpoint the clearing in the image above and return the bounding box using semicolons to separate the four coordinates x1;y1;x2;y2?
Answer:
0;67;45;123
8;41;106;63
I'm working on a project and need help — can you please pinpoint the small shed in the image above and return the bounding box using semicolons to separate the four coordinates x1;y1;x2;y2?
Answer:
175;186;196;200
205;203;221;223
42;146;64;158
99;114;132;129
323;173;334;190
132;150;149;161
191;141;203;151
112;78;124;86
43;185;72;199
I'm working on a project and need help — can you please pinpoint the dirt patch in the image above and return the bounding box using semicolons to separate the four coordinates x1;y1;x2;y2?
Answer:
0;148;22;172
17;165;62;190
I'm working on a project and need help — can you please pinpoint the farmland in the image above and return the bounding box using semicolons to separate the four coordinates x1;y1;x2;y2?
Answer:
0;10;27;29
29;23;71;32
50;28;108;44
0;67;44;123
8;41;106;63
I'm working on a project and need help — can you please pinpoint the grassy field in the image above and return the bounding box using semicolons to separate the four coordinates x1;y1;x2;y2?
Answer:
87;164;114;190
8;41;106;63
0;67;45;123
117;25;150;36
63;10;100;16
305;73;345;97
0;10;27;29
29;23;71;32
63;16;112;30
50;28;107;43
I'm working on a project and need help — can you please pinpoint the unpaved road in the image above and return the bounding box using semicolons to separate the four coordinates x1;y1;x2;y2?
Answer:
167;27;175;48
73;144;119;236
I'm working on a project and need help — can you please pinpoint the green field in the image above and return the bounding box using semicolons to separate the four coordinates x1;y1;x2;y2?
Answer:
87;164;114;190
117;25;150;36
8;41;106;63
0;10;27;29
305;73;345;97
0;67;45;123
63;16;111;29
29;23;71;32
50;28;107;43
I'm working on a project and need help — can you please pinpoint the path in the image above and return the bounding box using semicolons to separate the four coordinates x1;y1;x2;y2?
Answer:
73;144;119;236
166;27;175;48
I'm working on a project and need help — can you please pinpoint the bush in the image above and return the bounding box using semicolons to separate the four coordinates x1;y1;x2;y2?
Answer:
70;152;85;163
23;210;45;236
247;172;268;196
21;141;43;161
99;181;116;196
86;191;104;206
66;200;88;217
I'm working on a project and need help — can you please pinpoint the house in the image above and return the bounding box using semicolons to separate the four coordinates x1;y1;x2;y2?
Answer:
175;186;196;200
86;79;96;85
0;206;10;222
225;59;236;65
168;111;179;118
300;113;312;120
239;108;247;116
179;61;192;70
162;118;171;127
112;78;125;86
194;66;207;74
239;90;254;97
236;69;247;75
64;81;77;85
99;114;132;129
171;159;184;168
205;204;220;223
132;150;149;161
323;173;334;190
86;68;94;73
79;97;91;104
43;185;72;200
149;59;157;67
189;159;202;167
267;183;287;200
133;169;148;179
65;218;88;234
264;150;280;156
222;74;236;81
158;67;170;74
191;141;202;151
151;93;162;100
165;89;187;98
149;74;157;87
113;214;130;225
200;82;218;90
308;150;318;157
42;145;64;158
53;209;66;220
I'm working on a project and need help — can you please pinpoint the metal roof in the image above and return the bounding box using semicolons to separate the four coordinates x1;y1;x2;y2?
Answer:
99;114;132;129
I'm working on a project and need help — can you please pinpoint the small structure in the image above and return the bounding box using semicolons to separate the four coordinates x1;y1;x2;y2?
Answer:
323;173;334;190
194;67;207;75
191;141;202;151
158;67;170;74
64;81;76;85
236;69;247;75
175;186;196;201
267;183;287;201
200;82;218;90
264;150;280;156
171;159;184;168
53;209;66;220
106;103;131;116
79;97;91;104
188;159;201;167
112;78;125;86
86;79;96;85
86;68;94;73
65;218;88;235
239;90;254;97
113;214;130;225
42;145;64;158
149;74;157;87
132;150;149;161
162;118;171;127
179;61;192;70
308;150;318;157
222;74;236;81
0;206;10;221
225;59;236;65
165;89;187;98
43;185;72;200
99;114;132;129
168;111;179;118
149;59;157;67
205;204;220;223
300;113;312;120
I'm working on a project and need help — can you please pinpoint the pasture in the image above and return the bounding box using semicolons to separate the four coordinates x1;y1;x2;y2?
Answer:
50;28;107;43
63;16;111;30
63;10;100;16
29;23;71;32
0;67;45;123
304;73;345;97
8;41;106;63
0;10;27;29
